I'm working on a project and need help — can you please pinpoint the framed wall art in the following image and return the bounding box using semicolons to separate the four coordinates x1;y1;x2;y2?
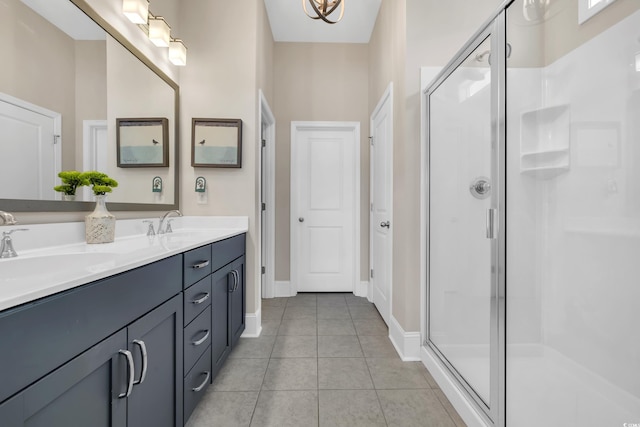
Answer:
191;118;242;168
116;118;169;167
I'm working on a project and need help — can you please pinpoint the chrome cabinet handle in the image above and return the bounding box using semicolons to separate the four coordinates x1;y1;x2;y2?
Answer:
132;340;148;385
192;260;210;269
192;371;211;392
192;293;210;305
192;330;210;346
231;270;239;292
118;349;135;398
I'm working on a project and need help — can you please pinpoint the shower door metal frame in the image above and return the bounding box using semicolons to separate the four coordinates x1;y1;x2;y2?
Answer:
424;10;507;427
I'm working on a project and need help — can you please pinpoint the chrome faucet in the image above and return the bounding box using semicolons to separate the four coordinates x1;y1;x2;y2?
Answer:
0;211;18;226
1;229;29;258
158;210;182;234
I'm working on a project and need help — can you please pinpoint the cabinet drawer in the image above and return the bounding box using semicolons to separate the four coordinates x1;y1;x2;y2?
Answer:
183;245;212;288
184;306;212;374
184;275;212;326
184;346;212;425
211;234;245;272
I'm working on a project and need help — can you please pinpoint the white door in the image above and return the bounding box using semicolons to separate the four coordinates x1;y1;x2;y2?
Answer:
370;84;393;325
82;120;108;201
291;122;360;293
0;95;60;200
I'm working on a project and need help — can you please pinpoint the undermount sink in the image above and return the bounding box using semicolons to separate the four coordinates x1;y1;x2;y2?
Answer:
0;252;120;283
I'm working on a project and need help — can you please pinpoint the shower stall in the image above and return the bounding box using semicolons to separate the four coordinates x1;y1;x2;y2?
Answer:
423;1;640;426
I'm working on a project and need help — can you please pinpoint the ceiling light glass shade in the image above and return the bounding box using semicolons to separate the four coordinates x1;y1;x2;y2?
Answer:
169;39;187;66
303;0;345;24
148;17;171;47
122;0;149;24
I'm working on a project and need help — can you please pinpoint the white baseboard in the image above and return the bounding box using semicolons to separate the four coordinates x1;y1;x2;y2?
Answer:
421;346;489;427
355;280;369;298
241;308;262;338
274;281;294;298
388;315;421;361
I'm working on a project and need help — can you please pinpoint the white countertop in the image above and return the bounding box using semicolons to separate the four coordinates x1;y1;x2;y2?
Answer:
0;216;248;312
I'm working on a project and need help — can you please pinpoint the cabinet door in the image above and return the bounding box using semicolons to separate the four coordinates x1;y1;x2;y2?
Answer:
127;294;183;427
210;265;232;379
228;256;246;347
0;330;128;427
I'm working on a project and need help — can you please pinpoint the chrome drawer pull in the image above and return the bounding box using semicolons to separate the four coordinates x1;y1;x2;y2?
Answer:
191;293;210;305
191;260;210;269
192;330;210;346
192;371;211;392
132;340;148;385
118;349;135;398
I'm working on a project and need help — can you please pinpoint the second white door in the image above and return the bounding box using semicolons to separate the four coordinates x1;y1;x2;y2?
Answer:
291;122;360;293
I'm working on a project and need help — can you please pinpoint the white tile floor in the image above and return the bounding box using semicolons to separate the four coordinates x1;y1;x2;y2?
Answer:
186;293;466;427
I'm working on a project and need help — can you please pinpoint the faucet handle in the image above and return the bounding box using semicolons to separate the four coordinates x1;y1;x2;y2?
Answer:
2;228;29;236
165;219;174;234
142;220;156;236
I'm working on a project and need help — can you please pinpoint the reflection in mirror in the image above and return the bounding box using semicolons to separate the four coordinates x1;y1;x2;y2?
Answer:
0;0;178;210
117;118;169;167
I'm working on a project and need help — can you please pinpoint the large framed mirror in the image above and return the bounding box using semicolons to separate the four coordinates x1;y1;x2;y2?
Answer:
0;0;179;212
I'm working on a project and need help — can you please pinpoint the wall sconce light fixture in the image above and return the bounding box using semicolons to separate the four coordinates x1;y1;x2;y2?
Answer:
169;39;187;66
148;16;171;47
123;0;149;24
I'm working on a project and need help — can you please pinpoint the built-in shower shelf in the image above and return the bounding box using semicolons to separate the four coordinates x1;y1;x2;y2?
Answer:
520;165;570;179
520;104;571;178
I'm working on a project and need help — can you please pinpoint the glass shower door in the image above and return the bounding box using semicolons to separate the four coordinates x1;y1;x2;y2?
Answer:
426;18;504;424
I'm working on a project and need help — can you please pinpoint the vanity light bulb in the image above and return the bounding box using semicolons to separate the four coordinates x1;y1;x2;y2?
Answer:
149;17;171;47
169;40;187;66
123;0;149;24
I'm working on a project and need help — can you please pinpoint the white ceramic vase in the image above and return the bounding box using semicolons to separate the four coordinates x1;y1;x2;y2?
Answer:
85;195;116;244
62;194;76;201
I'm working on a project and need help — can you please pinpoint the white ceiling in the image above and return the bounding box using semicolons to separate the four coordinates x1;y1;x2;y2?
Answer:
21;0;105;40
264;0;382;44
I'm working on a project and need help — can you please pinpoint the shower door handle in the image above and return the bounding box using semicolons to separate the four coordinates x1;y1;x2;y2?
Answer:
486;208;497;239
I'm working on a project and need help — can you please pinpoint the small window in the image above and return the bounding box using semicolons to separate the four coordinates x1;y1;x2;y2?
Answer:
579;0;618;24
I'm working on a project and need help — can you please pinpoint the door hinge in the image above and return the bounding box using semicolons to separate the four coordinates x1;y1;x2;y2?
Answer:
370;202;373;212
53;135;61;144
369;136;374;146
262;139;266;148
261;203;266;211
261;266;266;274
370;269;374;279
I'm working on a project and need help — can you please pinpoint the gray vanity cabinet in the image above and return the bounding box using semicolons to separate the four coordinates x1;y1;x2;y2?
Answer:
0;294;183;427
228;256;246;347
0;329;128;427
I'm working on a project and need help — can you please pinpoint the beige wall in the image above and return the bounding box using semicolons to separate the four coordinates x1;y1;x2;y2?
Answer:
75;41;107;169
178;0;273;315
0;0;77;172
272;42;370;282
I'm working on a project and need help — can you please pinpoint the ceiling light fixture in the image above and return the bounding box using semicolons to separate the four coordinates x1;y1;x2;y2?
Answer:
169;39;187;66
148;16;170;47
123;0;149;24
303;0;345;24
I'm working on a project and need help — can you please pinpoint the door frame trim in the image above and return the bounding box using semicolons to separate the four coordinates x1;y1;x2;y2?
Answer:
259;90;276;299
290;121;361;295
369;82;394;319
420;14;506;427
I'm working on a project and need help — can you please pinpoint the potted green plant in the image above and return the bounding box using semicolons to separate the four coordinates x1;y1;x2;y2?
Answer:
53;171;88;201
81;171;119;244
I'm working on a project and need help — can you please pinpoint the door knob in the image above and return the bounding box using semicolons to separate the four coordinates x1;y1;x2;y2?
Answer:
298;217;304;222
380;221;390;228
469;176;491;199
